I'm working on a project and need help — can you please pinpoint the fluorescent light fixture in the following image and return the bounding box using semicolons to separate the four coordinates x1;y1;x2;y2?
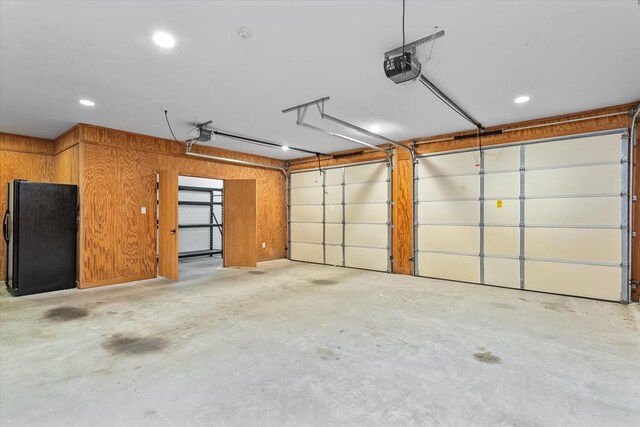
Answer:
514;95;530;104
281;145;290;151
152;31;176;48
79;99;95;107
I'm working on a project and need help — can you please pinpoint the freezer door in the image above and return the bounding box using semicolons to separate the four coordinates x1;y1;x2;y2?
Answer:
4;182;15;288
11;181;77;296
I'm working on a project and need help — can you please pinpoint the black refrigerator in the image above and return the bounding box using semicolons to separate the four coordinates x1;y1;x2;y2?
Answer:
3;180;78;296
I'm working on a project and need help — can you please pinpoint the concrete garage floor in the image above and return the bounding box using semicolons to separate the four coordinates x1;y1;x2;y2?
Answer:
1;260;639;426
178;256;223;281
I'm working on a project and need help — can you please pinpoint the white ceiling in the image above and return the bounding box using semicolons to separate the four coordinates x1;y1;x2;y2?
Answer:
1;0;639;160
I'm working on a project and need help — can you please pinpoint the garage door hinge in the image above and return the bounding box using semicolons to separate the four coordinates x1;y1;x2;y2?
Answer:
633;231;637;238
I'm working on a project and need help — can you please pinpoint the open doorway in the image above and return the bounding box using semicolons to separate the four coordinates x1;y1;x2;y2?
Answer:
157;171;257;281
177;176;224;280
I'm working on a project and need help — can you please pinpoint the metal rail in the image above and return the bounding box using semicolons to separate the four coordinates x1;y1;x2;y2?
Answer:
418;74;483;130
185;150;287;176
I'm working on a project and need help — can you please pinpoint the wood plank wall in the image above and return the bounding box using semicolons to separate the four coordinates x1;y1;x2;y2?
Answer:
77;124;287;288
0;133;56;279
290;103;640;301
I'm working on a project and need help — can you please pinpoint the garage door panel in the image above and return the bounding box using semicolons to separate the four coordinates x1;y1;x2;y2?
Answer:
485;199;519;225
290;171;323;188
324;185;342;205
324;168;343;186
415;131;626;302
485;172;519;198
418;200;479;224
525;164;620;197
345;203;387;223
345;162;388;184
290;222;322;243
290;242;323;263
290;186;323;205
526;228;620;264
325;204;343;223
484;146;520;172
345;182;388;203
418;225;479;253
525;134;622;168
484;257;520;288
290;205;323;222
325;245;343;266
525;261;620;301
346;224;387;248
417;151;480;177
418;175;480;201
418;252;480;283
325;224;342;245
525;197;620;226
345;247;388;271
485;227;519;257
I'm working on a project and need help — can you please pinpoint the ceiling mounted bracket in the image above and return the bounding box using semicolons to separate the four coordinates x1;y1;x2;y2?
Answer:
384;30;445;59
283;98;414;164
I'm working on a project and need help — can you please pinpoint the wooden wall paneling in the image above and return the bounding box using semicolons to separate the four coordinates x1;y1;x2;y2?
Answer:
116;148;159;281
79;143;119;287
223;179;257;267
0;150;54;279
54;125;80;155
392;149;413;274
53;145;80;185
79;143;160;287
0;132;54;155
79;124;284;168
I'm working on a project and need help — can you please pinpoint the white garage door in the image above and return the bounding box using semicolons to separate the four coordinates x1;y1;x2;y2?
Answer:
415;130;630;302
289;161;391;272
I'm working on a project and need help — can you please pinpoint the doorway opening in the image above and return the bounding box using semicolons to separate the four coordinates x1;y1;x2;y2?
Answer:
177;176;224;279
157;171;257;281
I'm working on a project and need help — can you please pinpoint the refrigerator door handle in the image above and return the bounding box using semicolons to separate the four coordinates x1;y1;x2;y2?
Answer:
2;210;9;243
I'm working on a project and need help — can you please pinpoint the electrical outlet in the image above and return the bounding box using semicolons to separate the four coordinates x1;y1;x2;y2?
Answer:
262;242;266;249
141;207;147;214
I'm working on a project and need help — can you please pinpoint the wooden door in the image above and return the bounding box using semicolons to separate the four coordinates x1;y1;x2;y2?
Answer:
224;179;257;267
158;171;179;280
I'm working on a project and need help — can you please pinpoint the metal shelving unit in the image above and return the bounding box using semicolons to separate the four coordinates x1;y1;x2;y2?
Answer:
177;185;223;259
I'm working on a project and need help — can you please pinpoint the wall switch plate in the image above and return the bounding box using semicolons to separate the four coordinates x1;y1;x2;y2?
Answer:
262;242;266;249
141;207;147;214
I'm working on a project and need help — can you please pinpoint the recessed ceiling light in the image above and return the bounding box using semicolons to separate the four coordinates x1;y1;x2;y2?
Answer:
79;99;95;107
237;27;252;39
369;124;382;133
152;31;176;48
281;145;290;151
514;95;530;104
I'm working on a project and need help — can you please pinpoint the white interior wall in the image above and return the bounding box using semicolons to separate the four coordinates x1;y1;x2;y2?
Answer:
178;176;224;255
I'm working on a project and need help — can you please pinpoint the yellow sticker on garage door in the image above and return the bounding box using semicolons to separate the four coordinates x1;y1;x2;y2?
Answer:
496;200;503;208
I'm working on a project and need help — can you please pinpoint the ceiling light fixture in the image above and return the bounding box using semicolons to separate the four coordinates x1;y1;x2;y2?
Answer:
78;99;95;107
514;95;530;104
237;27;252;39
369;124;382;133
281;145;290;151
152;31;176;48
